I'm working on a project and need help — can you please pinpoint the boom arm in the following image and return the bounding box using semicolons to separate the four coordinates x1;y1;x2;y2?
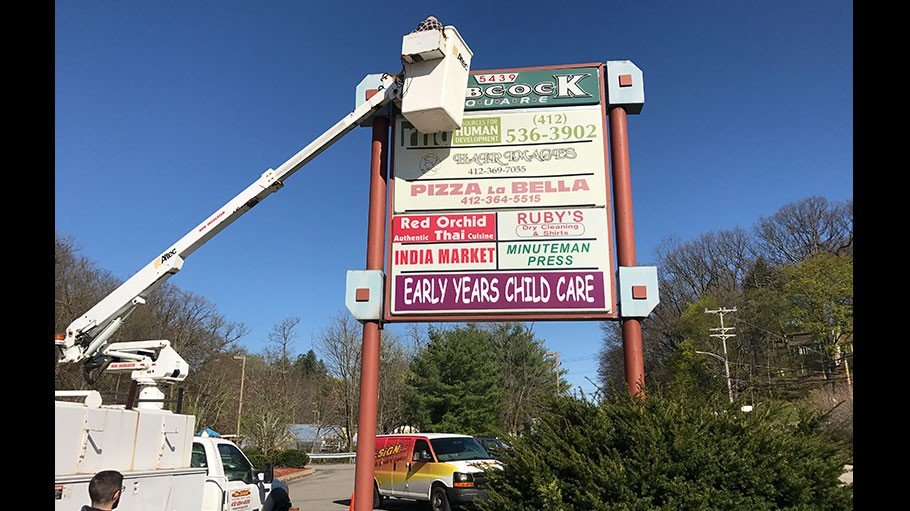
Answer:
57;74;402;365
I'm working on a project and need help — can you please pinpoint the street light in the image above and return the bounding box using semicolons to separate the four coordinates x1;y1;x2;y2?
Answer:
695;350;733;404
233;355;247;438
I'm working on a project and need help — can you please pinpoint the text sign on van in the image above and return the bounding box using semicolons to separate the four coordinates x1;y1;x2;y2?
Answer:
386;63;617;320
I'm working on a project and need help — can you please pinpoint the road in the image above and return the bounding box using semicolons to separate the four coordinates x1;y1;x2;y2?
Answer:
287;461;853;510
287;463;427;511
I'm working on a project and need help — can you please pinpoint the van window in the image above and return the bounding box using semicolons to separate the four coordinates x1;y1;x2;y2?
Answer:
413;439;433;461
430;437;493;462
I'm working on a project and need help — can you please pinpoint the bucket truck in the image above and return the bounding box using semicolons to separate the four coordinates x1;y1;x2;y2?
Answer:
54;16;473;510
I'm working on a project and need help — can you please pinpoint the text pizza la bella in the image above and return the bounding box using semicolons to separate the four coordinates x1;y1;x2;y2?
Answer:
410;178;589;197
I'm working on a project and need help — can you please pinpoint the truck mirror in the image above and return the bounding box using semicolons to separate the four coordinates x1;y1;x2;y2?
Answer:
260;462;274;484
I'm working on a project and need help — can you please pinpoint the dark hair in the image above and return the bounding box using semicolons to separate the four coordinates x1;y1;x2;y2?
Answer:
88;470;123;504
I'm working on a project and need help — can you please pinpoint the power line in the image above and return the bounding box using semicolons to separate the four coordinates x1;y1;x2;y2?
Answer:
748;376;850;389
727;360;833;375
731;316;791;343
561;353;600;364
568;369;600;376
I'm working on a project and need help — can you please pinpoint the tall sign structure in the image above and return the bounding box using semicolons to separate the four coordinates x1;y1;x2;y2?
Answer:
346;60;657;511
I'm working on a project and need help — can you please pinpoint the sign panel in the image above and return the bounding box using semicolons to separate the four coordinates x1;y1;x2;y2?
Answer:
394;106;607;213
496;208;610;270
386;64;615;320
465;67;600;111
390;207;611;315
391;213;496;243
394;270;606;313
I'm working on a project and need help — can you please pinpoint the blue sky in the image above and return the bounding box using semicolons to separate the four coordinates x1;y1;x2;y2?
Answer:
55;1;852;395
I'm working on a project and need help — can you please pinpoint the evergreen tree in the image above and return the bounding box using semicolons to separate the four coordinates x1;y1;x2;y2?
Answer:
488;323;562;435
406;324;503;434
480;388;852;511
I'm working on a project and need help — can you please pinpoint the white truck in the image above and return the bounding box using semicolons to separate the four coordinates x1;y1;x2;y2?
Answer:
54;16;473;510
55;393;292;510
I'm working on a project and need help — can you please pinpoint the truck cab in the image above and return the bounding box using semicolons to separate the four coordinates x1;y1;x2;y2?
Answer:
191;436;291;511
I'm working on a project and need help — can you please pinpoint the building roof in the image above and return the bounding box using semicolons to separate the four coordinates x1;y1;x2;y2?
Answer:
288;424;340;443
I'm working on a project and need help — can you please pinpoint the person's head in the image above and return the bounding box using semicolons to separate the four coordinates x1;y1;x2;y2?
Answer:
88;470;123;509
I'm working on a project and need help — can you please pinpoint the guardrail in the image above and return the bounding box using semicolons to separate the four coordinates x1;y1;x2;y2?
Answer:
307;452;357;463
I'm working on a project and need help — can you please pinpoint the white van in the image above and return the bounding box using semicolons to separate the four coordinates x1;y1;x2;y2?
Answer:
373;433;501;510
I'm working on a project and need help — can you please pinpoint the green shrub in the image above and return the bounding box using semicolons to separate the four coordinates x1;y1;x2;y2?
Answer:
243;449;272;469
478;387;852;511
276;449;310;468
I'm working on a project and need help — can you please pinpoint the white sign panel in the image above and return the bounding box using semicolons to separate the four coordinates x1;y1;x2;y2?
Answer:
496;208;606;240
393;106;607;213
496;208;610;270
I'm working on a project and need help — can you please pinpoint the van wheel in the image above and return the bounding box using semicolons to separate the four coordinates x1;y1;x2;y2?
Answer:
430;486;451;511
373;483;381;509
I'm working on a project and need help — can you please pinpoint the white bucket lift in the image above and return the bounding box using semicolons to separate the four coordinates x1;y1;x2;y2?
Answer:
400;19;473;134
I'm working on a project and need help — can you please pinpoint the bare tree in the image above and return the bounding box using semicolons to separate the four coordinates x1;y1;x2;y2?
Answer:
655;228;752;303
404;323;428;353
187;351;249;433
316;312;362;451
239;317;305;452
265;316;302;380
241;354;294;454
753;196;853;265
487;323;558;435
597;322;627;391
377;331;411;434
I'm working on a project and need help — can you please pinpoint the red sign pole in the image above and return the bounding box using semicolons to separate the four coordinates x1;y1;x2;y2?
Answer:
353;116;389;511
608;106;645;396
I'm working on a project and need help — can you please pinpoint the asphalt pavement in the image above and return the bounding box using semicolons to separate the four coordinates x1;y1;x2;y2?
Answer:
287;461;855;510
286;463;428;511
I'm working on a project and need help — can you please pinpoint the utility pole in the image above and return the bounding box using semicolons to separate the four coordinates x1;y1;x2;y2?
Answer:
546;351;560;396
233;355;247;438
704;307;736;404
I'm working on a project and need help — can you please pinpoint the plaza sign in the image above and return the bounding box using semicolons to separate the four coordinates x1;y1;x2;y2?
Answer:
465;67;600;110
386;63;617;320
